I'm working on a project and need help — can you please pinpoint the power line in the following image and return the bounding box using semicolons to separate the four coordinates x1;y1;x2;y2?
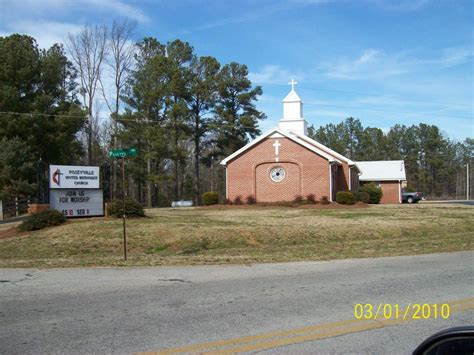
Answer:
262;83;472;108
1;99;472;123
0;111;260;129
305;102;472;120
256;99;472;120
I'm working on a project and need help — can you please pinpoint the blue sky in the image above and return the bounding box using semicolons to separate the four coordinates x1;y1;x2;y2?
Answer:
1;0;473;140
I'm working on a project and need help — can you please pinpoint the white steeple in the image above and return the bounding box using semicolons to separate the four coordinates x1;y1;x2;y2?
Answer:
279;79;308;135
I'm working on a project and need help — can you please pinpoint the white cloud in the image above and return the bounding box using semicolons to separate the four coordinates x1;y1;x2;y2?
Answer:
322;46;473;80
249;65;303;85
1;20;83;49
1;0;148;23
371;0;430;11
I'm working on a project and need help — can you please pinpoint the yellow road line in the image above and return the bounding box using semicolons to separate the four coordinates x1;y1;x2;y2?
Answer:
142;297;474;354
148;318;370;354
203;322;386;354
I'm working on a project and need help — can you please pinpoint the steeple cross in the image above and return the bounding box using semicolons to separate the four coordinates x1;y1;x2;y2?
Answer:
273;140;281;155
288;78;298;91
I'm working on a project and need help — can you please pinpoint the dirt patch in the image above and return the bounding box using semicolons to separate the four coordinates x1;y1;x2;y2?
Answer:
0;227;29;240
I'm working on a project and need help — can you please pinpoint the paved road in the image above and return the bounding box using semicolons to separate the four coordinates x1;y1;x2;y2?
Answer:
1;251;473;354
420;200;474;206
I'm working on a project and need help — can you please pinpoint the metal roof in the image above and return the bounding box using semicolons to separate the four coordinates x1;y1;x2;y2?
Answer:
357;160;407;181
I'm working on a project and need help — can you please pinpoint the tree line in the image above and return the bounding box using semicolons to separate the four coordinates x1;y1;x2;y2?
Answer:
0;20;471;204
0;20;266;206
308;118;473;198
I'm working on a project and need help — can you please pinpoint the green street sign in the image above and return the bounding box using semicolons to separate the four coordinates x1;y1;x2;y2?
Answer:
108;147;138;158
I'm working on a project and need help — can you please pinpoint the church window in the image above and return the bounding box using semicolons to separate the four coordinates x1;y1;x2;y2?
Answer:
270;167;286;182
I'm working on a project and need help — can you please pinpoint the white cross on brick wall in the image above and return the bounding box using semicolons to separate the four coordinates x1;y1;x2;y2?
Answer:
273;140;281;155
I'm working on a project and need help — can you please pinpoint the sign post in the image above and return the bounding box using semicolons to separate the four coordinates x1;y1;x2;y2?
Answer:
108;148;138;261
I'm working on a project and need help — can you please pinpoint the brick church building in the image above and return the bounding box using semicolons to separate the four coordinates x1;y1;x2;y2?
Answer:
220;81;406;204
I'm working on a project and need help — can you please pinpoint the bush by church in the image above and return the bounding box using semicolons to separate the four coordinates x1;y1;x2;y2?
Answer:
353;190;370;204
202;191;219;206
19;209;67;231
336;191;355;205
246;195;256;205
358;183;383;204
107;198;145;217
233;195;243;205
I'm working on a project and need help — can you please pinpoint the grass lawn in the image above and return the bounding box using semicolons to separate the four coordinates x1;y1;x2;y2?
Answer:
0;203;472;268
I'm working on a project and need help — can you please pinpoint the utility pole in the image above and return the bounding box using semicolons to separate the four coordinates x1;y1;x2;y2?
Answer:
467;163;470;201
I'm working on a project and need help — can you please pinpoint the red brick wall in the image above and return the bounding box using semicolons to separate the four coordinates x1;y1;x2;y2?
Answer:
255;162;301;201
380;181;401;204
360;181;401;204
226;137;332;202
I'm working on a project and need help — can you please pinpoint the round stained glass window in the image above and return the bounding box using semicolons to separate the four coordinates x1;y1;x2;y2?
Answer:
270;167;286;182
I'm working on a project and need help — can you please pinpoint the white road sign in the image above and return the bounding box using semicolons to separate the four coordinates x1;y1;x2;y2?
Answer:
49;165;100;189
49;189;104;217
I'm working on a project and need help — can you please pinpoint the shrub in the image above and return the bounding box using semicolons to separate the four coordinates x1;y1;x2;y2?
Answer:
293;194;303;203
224;198;233;205
358;191;370;204
352;190;359;201
336;191;354;205
202;191;219;206
19;209;66;231
306;193;316;203
233;195;243;205
320;196;330;205
246;195;256;205
107;198;145;218
358;183;383;204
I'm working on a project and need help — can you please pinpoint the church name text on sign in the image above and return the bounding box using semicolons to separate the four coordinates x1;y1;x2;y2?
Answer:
49;165;100;189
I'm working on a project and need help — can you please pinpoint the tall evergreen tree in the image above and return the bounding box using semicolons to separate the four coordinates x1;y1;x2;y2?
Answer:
186;56;220;204
214;62;266;156
0;34;85;197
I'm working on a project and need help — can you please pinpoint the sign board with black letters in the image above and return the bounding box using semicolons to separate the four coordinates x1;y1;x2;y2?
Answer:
49;165;100;189
49;189;104;217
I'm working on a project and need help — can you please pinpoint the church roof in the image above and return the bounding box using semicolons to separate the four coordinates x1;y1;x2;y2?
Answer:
220;128;343;166
282;89;302;103
290;132;357;166
357;160;406;181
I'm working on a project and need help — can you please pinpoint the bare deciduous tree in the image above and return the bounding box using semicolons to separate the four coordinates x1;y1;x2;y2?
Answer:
66;24;108;165
101;19;137;198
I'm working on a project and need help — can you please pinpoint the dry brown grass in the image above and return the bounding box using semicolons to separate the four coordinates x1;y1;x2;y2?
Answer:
0;203;472;268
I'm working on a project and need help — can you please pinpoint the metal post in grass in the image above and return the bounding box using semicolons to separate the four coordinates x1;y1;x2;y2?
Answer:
122;156;127;261
108;147;138;261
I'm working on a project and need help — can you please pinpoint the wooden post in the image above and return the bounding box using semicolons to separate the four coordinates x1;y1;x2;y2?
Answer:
0;200;3;221
15;197;19;217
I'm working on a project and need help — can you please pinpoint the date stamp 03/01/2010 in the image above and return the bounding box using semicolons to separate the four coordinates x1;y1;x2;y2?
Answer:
354;303;450;321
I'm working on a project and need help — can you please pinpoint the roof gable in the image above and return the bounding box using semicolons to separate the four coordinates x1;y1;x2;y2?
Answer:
220;128;341;166
290;132;356;166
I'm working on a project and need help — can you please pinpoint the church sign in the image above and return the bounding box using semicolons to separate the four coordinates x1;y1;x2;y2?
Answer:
49;189;104;217
49;165;100;189
48;164;104;217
